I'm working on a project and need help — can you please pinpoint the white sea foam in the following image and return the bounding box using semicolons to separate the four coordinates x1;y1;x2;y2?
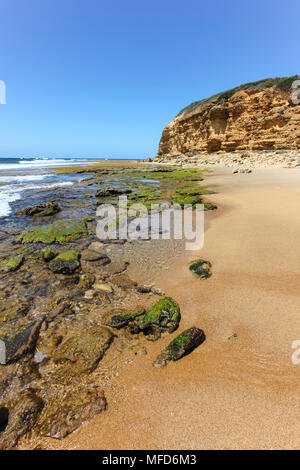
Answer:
0;158;87;170
0;174;50;183
0;181;73;217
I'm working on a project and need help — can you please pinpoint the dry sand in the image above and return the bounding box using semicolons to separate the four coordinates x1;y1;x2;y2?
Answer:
38;166;300;450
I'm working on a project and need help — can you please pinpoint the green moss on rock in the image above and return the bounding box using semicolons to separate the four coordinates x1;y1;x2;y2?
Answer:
49;250;80;274
172;193;202;207
0;255;24;273
203;202;217;211
16;219;88;244
153;327;206;367
41;248;56;262
141;297;180;334
189;259;212;279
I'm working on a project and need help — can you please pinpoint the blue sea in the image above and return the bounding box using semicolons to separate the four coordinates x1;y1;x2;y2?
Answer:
0;157;141;217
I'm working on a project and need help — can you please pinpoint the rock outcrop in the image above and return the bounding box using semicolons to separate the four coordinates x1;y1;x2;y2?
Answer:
157;77;300;158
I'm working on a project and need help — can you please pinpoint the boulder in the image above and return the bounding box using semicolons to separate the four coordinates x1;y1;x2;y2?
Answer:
1;318;44;363
153;327;205;367
139;297;181;335
189;259;212;279
96;187;132;198
0;255;24;273
49;250;80;274
15;201;61;217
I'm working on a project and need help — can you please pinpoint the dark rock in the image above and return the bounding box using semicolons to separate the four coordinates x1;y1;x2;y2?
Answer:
95;187;132;198
2;318;44;363
153;327;205;367
15;201;61;217
49;250;80;274
106;309;145;329
189;259;212;279
0;391;44;449
139;297;181;336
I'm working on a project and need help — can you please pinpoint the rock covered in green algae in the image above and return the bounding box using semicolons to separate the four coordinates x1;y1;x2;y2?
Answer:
51;325;113;383
0;391;44;449
41;247;56;262
140;297;181;335
0;254;24;273
172;193;202;207
1;317;44;363
49;250;80;274
96;187;132;198
106;297;180;339
106;309;145;329
15;200;61;217
37;386;106;439
189;259;212;279
203;202;217;211
153;327;206;367
16;219;87;244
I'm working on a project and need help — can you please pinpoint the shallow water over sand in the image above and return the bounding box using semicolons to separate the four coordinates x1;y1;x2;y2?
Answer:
29;166;300;450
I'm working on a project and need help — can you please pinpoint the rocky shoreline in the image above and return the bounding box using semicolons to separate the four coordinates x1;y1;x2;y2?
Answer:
0;163;214;449
154;149;300;169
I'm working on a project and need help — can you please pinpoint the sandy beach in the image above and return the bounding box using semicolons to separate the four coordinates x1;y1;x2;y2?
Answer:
27;165;298;451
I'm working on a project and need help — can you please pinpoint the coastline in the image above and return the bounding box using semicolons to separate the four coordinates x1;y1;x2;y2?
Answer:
16;165;300;450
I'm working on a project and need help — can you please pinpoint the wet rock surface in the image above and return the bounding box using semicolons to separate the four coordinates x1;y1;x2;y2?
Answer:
15;201;61;217
0;391;44;449
37;386;106;439
153;327;206;367
49;250;80;274
189;259;212;279
16;219;88;244
0;255;24;273
0;162;214;448
96;187;132;198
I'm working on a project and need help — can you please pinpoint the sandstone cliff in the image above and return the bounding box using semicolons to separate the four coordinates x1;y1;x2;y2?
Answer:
158;77;300;157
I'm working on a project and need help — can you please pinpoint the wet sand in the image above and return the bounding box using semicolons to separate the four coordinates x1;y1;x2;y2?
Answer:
39;166;300;450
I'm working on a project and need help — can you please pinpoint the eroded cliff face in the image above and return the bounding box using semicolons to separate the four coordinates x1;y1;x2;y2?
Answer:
158;87;300;156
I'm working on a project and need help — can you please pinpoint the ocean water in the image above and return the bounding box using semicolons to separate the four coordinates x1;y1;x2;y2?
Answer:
0;157;98;217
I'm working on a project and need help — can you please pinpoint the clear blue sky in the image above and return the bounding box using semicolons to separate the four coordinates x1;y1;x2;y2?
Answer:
0;0;299;159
